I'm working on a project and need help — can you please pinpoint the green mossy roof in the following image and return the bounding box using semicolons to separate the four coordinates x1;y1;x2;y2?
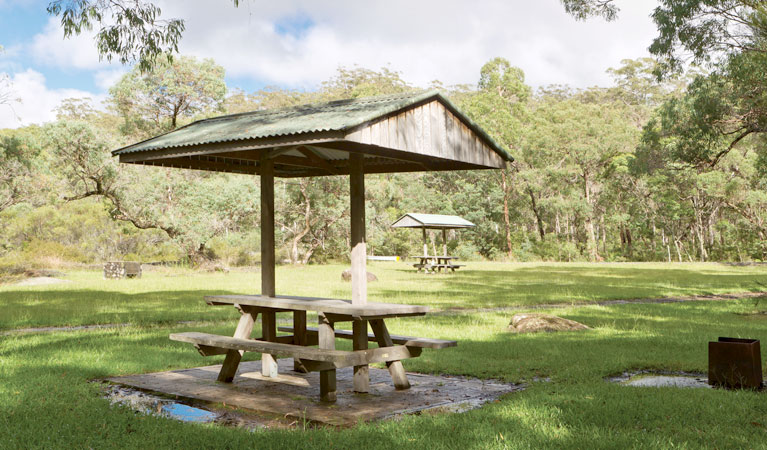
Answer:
113;90;513;162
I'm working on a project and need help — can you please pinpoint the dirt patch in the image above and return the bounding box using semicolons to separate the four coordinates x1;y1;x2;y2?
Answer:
443;291;767;314
13;276;71;287
605;370;709;389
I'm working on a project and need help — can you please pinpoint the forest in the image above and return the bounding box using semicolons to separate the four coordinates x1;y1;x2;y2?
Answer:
1;2;766;270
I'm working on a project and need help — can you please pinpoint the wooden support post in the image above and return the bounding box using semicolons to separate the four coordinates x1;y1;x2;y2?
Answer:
293;311;308;373
260;154;275;297
422;227;428;257
350;153;366;305
261;310;278;377
349;153;370;392
260;153;277;377
318;313;336;402
353;319;369;393
369;319;411;390
442;228;448;256
217;307;257;382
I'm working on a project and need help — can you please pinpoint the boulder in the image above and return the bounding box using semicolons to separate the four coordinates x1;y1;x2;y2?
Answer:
341;269;378;282
508;313;590;333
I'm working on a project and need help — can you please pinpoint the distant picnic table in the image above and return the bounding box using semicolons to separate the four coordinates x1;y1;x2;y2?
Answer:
391;213;475;273
413;255;465;273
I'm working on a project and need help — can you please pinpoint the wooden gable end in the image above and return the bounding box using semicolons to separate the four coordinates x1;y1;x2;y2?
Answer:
344;99;506;169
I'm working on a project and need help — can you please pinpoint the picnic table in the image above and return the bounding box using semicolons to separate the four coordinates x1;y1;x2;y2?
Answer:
170;294;456;402
413;255;465;273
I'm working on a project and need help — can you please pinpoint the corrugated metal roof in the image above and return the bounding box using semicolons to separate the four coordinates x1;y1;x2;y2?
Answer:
112;90;513;162
391;213;476;229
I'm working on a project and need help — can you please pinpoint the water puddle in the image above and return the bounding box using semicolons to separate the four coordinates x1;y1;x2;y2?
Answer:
606;370;710;389
102;385;274;430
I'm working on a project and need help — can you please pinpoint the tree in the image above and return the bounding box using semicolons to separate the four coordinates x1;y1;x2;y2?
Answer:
109;55;226;135
47;0;185;72
0;45;20;112
460;58;530;258
650;1;767;73
319;66;415;99
560;0;619;21
0;134;37;212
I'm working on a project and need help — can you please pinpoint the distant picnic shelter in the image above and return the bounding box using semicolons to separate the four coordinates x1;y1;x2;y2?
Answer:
112;90;513;402
392;213;475;272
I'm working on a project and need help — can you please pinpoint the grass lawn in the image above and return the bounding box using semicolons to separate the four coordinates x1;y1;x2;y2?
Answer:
1;261;766;329
1;262;767;448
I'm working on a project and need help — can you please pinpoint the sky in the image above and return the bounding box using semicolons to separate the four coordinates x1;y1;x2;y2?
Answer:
0;0;661;129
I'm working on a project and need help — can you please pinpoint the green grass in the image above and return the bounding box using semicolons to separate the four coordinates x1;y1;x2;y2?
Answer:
2;263;767;448
1;262;766;329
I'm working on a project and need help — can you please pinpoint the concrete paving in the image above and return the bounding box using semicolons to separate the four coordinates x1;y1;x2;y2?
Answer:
108;359;521;427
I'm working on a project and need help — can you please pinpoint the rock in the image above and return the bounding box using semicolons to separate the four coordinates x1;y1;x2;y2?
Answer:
341;269;378;282
508;313;590;333
103;261;142;279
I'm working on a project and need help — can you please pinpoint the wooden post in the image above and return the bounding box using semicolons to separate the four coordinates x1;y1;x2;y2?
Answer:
353;319;369;393
261;154;275;297
318;313;336;402
261;310;278;377
349;152;370;392
260;153;277;376
442;228;448;256
350;153;366;305
293;311;307;372
217;306;257;382
422;227;428;257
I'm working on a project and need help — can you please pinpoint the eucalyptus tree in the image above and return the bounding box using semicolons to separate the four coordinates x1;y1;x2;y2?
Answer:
459;58;530;258
109;55;226;136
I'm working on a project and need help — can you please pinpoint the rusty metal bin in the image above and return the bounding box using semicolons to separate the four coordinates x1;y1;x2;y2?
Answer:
708;337;763;389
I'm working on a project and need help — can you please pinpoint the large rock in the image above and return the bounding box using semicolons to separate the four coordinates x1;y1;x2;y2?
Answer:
341;269;378;282
508;313;590;333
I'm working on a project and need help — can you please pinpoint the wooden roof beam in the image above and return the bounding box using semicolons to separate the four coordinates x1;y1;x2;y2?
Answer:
298;146;341;175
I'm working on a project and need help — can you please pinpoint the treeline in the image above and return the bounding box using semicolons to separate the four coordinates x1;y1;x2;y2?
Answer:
1;53;766;269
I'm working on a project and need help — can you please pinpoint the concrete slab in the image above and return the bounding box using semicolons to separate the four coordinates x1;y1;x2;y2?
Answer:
107;359;521;427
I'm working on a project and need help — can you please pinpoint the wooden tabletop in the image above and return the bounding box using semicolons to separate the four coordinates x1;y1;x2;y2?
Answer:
417;255;458;260
205;294;429;319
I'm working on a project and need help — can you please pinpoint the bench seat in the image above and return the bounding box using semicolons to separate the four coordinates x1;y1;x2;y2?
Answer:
170;332;421;370
277;326;457;349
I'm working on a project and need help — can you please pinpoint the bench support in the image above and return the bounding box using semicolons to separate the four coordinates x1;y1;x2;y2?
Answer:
353;319;369;393
293;311;308;373
318;313;336;402
370;319;410;390
217;307;257;382
261;310;278;377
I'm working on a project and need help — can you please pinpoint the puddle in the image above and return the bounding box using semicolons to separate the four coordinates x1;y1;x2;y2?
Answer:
160;403;218;422
103;385;278;430
606;370;710;389
105;385;220;423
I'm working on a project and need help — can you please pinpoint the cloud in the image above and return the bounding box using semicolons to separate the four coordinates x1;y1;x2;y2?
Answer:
0;69;103;128
2;0;662;129
29;17;104;70
159;0;659;90
94;68;127;91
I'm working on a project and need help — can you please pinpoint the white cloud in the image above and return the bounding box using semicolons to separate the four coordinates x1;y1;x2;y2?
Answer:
0;69;103;128
2;0;662;129
94;68;127;91
30;17;104;70
159;0;660;90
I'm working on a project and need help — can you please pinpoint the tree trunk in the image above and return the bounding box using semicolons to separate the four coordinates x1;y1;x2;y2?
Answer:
583;173;600;261
501;170;514;258
527;187;545;240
